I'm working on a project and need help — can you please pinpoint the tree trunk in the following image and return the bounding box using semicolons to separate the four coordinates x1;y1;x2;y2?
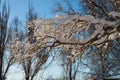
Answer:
0;49;4;80
25;72;30;80
25;59;31;80
25;76;29;80
31;75;34;80
69;63;72;80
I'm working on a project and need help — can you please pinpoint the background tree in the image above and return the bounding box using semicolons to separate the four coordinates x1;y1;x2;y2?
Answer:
0;1;10;80
10;17;26;41
59;49;80;80
9;1;50;80
2;16;27;80
52;0;120;18
52;0;81;15
80;0;120;18
21;1;40;80
81;43;120;80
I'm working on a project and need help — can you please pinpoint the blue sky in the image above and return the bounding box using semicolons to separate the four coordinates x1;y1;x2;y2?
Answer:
9;0;54;21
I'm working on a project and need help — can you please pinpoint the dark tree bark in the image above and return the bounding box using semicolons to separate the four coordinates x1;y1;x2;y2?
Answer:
69;62;72;80
25;75;30;80
31;74;34;80
0;50;4;80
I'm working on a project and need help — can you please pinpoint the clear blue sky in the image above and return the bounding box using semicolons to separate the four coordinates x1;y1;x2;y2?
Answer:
9;0;54;21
